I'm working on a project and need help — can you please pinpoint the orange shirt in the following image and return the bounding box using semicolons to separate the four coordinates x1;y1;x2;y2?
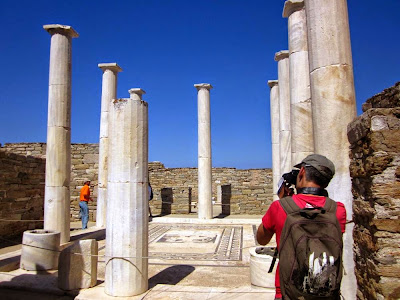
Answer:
80;185;90;201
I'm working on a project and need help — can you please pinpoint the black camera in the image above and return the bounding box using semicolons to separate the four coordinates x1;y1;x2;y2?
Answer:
282;169;299;186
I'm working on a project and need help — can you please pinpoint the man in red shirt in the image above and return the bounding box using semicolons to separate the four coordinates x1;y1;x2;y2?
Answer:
257;154;346;300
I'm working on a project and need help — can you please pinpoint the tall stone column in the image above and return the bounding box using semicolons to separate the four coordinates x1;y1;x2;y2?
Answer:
304;0;357;297
194;83;213;219
283;0;314;165
274;51;291;174
105;89;148;296
43;24;78;244
96;63;122;228
268;80;280;201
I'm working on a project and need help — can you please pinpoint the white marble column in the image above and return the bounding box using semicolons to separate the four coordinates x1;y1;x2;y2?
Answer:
96;63;122;228
105;89;148;296
268;80;280;201
305;0;357;297
194;83;213;219
274;51;291;174
283;0;314;165
43;24;78;244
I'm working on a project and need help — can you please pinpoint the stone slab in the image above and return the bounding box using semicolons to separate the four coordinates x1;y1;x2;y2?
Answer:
58;239;98;290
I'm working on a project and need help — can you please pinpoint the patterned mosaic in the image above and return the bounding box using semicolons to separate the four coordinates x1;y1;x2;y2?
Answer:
149;224;242;261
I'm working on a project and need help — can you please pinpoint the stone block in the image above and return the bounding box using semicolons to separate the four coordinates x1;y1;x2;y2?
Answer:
58;239;98;290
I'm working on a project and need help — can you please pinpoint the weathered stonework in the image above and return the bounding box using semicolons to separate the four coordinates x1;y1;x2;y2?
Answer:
0;143;273;238
0;149;45;238
348;82;400;300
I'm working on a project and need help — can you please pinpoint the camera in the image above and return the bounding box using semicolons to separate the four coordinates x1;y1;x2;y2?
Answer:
282;169;299;186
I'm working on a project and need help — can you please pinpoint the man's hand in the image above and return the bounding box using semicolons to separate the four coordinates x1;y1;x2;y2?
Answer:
256;223;274;245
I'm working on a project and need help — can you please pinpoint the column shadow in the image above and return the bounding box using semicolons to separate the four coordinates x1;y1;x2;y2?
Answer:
148;265;195;289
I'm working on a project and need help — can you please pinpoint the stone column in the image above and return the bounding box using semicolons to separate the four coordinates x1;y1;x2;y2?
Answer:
43;24;78;244
96;63;122;228
105;89;148;296
304;0;357;297
274;51;291;174
194;83;213;219
268;80;280;201
283;0;314;165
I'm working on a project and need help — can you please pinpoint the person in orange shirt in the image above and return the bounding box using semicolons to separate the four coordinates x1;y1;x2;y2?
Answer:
79;180;92;229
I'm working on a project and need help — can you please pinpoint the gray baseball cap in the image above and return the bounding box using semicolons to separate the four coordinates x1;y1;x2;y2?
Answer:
294;154;335;180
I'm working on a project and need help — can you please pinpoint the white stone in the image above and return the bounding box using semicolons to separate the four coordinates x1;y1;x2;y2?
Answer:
275;51;291;174
105;94;149;296
20;230;60;271
268;80;280;200
284;1;314;166
371;116;389;131
195;84;213;219
249;246;277;288
96;62;122;228
58;239;98;290
304;0;357;297
43;24;78;244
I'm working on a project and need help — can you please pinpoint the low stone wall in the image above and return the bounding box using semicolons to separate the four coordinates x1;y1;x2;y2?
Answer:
0;150;45;238
348;82;400;300
0;144;273;225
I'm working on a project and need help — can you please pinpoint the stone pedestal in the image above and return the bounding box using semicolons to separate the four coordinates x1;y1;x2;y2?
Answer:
283;0;314;165
20;230;60;271
194;83;213;219
305;0;357;297
105;89;148;297
274;51;291;174
43;24;78;244
96;63;122;228
58;239;98;290
249;246;277;288
268;80;280;200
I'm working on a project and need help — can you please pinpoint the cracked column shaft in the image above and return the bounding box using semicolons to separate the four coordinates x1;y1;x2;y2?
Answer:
43;24;78;244
305;0;357;298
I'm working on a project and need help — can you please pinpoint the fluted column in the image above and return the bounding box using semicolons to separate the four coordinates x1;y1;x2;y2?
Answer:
105;89;148;296
305;0;357;297
96;63;122;228
274;51;291;174
194;83;213;219
283;0;314;165
268;80;280;201
43;24;78;244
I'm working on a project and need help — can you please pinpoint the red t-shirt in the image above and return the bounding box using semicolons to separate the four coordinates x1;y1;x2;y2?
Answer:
261;194;347;299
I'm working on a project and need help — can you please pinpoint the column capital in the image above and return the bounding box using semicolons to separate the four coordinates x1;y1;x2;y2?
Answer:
129;88;146;100
194;83;213;91
268;80;279;88
274;50;289;61
98;63;122;73
283;0;304;18
43;24;79;38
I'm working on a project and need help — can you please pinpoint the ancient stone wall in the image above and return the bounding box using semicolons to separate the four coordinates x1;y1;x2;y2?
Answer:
0;149;45;238
0;143;273;227
348;82;400;300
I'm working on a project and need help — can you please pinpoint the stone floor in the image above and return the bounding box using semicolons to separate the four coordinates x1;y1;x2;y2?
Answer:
0;215;277;299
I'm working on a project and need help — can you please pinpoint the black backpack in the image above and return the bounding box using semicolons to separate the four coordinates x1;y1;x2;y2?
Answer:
279;196;343;300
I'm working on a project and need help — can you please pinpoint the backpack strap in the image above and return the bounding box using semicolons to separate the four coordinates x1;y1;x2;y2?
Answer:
279;196;300;215
323;197;337;213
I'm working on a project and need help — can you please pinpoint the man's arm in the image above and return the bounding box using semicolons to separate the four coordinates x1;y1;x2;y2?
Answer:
256;223;274;245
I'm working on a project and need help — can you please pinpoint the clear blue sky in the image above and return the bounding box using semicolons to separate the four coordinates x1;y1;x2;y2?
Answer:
0;0;399;169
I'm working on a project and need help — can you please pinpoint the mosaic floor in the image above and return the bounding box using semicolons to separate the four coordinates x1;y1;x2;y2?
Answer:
149;224;243;261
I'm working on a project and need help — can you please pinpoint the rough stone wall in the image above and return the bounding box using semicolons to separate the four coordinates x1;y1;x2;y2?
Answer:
149;162;272;215
0;149;45;238
0;144;273;222
348;82;400;300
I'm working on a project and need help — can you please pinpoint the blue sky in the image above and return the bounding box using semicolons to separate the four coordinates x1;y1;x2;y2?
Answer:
0;0;399;169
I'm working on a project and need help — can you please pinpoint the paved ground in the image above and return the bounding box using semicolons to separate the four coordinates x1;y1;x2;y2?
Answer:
0;215;277;299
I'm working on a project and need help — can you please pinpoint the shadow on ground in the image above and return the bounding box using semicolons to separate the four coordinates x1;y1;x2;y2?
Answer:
148;264;195;288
